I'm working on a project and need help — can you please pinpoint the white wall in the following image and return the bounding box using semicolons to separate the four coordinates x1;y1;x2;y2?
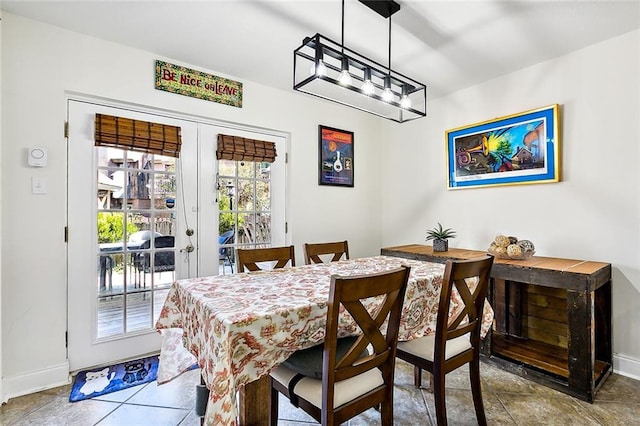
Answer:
381;29;640;378
0;13;384;399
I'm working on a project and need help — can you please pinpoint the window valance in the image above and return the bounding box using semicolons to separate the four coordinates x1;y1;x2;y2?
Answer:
94;113;182;158
216;134;277;163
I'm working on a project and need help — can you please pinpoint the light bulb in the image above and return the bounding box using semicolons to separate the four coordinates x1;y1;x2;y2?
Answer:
400;85;412;108
362;80;375;95
315;61;327;77
382;76;394;102
382;88;394;102
338;57;351;86
313;46;327;77
361;68;374;95
339;70;352;86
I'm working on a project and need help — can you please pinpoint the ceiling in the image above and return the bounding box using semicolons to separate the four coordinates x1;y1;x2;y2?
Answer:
3;0;640;100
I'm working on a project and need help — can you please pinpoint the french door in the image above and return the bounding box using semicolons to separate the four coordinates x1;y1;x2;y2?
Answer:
197;125;287;277
67;99;287;371
67;100;198;371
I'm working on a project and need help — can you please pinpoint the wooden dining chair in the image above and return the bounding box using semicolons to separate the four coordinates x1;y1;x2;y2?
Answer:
236;245;296;272
269;265;411;426
396;255;494;426
303;240;350;265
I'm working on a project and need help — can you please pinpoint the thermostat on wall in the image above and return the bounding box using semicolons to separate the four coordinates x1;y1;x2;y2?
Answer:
28;147;47;167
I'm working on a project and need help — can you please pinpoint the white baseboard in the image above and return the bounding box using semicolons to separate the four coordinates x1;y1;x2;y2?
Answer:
2;362;70;402
0;355;636;403
613;353;640;380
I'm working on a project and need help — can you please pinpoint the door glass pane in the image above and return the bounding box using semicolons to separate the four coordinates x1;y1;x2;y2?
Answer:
96;147;177;340
255;180;270;210
217;155;273;274
257;212;272;244
127;151;150;169
154;212;175;237
126;293;152;333
97;295;124;339
97;212;126;244
237;160;254;178
237;179;254;211
218;159;236;177
154;173;176;210
129;170;152;209
238;212;256;246
97;147;125;168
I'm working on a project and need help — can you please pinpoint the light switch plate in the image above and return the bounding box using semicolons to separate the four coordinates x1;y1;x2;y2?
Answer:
31;176;47;194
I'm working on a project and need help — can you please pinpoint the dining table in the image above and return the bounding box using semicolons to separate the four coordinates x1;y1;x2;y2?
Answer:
155;255;494;426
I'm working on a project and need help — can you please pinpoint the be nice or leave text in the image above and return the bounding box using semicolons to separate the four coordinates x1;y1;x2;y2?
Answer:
160;69;238;96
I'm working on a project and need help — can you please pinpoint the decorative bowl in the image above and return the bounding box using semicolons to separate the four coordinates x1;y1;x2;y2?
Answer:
488;246;535;260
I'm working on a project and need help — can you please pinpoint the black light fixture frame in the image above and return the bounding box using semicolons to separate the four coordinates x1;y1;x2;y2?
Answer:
293;0;427;123
359;0;400;18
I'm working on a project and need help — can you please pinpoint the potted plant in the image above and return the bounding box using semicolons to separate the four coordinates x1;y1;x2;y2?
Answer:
426;223;457;252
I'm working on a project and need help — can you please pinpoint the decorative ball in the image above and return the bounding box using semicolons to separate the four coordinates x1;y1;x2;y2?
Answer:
507;244;523;257
518;240;535;253
508;236;518;244
494;246;507;256
494;235;510;248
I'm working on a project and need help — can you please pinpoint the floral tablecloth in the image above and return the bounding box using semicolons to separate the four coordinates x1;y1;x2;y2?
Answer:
155;255;493;426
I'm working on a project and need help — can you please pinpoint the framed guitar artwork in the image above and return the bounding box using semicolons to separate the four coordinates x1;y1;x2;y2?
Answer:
446;104;560;189
318;125;354;187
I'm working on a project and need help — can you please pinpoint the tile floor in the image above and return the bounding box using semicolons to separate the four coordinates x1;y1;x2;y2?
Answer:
1;359;639;425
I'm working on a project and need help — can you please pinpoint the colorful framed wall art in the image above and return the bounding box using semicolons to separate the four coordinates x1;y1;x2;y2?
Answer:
318;125;354;187
446;104;560;189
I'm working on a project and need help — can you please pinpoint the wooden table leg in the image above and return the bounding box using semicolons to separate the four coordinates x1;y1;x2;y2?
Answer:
239;375;270;426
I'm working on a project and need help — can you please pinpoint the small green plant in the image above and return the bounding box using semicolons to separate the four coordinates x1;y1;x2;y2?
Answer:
97;212;138;243
425;223;457;241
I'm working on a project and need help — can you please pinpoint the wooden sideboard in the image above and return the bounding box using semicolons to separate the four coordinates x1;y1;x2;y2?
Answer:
381;244;612;402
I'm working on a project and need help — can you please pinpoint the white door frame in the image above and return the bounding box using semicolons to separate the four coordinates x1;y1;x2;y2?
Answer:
67;99;199;370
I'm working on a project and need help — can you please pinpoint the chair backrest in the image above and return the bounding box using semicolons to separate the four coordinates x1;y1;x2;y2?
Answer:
154;235;175;249
153;236;175;271
218;230;235;257
138;236;175;272
236;245;296;272
218;230;234;245
322;265;411;424
303;241;349;265
434;255;494;362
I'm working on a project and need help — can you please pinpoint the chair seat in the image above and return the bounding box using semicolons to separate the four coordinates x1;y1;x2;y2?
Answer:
281;336;365;379
270;364;383;409
152;264;175;272
397;334;471;362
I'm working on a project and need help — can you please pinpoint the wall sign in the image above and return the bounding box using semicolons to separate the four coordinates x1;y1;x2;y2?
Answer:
155;60;243;108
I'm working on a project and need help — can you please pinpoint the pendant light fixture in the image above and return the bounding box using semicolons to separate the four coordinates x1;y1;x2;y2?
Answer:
293;0;426;123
